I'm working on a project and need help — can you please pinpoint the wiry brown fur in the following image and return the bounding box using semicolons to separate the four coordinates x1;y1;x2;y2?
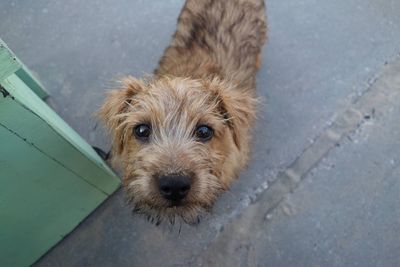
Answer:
100;0;267;224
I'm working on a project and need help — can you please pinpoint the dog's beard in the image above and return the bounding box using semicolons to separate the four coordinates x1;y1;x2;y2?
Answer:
125;179;223;225
127;198;211;226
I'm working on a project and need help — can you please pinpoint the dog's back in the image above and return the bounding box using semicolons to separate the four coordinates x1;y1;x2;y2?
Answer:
156;0;267;91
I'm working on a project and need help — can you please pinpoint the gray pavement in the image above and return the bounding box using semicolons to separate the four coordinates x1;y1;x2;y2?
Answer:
1;0;399;266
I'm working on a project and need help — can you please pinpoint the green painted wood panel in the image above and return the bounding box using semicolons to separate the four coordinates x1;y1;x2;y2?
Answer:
0;40;21;82
1;75;119;191
15;66;49;99
0;38;48;99
0;39;120;266
0;126;108;267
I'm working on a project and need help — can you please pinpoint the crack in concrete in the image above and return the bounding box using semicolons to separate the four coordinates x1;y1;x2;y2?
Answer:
192;55;400;266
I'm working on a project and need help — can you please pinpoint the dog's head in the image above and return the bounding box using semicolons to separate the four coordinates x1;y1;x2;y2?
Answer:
99;76;256;224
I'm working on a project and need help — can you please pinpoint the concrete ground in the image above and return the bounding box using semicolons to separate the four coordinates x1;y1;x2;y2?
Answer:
1;0;400;266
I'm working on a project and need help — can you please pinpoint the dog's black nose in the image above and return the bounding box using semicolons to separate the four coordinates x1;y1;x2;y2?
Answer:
158;174;191;202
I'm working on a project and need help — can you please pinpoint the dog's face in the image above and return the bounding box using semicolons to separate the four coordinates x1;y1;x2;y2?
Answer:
100;76;255;224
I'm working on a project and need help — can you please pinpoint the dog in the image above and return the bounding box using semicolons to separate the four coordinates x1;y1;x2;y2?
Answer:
100;0;267;224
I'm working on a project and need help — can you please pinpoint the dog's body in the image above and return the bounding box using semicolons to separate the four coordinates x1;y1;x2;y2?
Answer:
100;0;267;224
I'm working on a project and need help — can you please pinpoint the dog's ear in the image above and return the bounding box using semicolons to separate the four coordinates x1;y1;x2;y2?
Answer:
99;76;146;154
206;79;257;150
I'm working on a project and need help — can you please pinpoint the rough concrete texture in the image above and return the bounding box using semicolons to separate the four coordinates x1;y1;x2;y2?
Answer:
1;0;400;266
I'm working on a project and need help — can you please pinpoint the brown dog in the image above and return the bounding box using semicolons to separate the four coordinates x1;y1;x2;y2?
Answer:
100;0;267;224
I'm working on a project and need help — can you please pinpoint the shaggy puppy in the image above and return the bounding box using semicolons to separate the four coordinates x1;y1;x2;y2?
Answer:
100;0;267;224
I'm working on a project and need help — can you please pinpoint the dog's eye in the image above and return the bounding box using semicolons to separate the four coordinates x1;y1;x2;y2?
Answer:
194;125;214;142
133;124;151;140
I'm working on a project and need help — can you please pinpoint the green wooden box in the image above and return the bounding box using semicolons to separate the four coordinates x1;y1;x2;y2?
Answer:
0;39;120;267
